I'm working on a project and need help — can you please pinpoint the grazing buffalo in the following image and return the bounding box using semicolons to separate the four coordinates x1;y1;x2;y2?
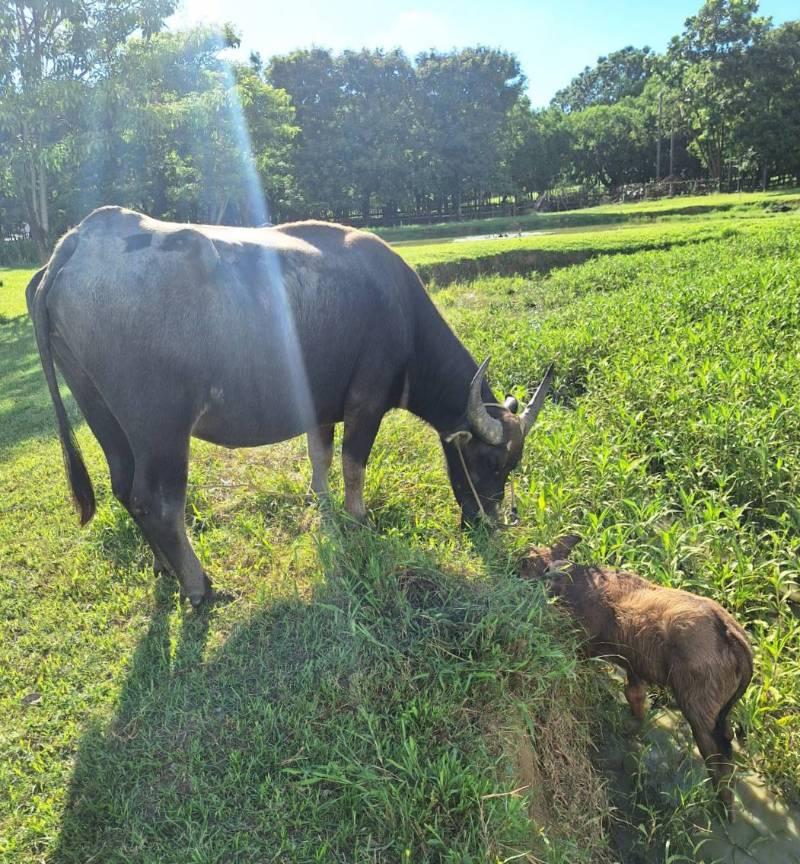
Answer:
28;206;553;606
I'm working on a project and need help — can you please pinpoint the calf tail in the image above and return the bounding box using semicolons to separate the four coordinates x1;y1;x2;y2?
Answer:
27;231;96;525
713;618;754;751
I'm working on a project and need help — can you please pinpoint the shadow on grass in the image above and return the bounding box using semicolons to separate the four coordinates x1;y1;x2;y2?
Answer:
48;520;564;864
416;231;727;287
49;576;216;863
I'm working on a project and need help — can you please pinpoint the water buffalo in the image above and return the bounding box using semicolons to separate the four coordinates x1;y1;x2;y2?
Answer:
28;206;553;606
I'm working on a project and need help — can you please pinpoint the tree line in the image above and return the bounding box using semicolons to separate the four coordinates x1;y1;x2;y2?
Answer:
1;0;798;261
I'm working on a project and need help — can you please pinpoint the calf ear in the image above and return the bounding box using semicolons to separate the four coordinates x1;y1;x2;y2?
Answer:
504;395;519;413
551;534;581;559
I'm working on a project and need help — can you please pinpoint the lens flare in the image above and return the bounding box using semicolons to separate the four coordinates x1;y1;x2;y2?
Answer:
215;39;317;433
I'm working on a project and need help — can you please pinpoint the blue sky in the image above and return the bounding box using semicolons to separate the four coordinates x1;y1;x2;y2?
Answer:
171;0;798;106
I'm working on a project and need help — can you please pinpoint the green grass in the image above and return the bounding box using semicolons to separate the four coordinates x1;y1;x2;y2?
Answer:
371;188;800;244
396;211;800;285
2;212;800;862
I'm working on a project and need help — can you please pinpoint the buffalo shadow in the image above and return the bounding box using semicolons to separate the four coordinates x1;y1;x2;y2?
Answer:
48;516;538;864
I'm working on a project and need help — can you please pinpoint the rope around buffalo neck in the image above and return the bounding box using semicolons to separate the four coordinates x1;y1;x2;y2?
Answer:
453;435;518;526
453;435;488;521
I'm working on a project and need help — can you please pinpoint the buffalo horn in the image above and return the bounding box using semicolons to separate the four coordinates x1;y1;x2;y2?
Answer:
467;357;504;445
519;363;555;439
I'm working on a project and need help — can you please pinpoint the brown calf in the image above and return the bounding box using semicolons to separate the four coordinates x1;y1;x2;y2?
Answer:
520;536;753;817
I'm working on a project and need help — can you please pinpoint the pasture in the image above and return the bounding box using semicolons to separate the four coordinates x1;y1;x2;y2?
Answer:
1;208;800;862
372;189;800;244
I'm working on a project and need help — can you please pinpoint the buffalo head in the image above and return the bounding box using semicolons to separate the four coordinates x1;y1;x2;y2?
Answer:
442;359;554;527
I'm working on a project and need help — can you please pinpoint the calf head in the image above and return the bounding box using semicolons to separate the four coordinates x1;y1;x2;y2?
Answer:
443;360;554;526
520;535;582;581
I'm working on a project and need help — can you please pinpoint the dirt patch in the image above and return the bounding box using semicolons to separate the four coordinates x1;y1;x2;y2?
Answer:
502;689;613;863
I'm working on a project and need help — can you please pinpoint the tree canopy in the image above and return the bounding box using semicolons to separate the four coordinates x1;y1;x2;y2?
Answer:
551;46;653;113
0;0;798;260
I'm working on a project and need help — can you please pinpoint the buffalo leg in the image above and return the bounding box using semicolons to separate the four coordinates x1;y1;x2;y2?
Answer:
129;440;211;607
341;408;383;521
52;342;170;573
307;424;335;497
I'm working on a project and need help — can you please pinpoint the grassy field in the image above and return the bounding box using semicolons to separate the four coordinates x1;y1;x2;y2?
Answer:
371;188;800;244
1;210;799;862
397;210;800;286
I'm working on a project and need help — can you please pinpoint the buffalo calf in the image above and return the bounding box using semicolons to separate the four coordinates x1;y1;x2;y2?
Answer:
520;536;753;818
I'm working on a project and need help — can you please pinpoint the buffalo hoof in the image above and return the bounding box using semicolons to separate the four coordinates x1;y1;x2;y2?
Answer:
342;511;370;530
153;556;170;577
305;490;332;514
182;573;214;609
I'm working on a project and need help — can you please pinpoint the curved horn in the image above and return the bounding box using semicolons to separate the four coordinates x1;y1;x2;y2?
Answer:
520;363;555;439
467;357;504;445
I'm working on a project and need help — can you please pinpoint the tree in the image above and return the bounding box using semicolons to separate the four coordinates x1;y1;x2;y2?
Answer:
664;0;769;181
506;102;567;195
552;46;653;113
736;20;800;185
235;63;298;223
0;0;175;260
415;47;524;216
268;48;349;216
336;49;417;222
90;28;297;225
565;99;651;188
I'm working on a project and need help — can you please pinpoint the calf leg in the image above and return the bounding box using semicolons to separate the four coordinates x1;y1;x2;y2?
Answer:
341;407;383;521
129;439;211;607
624;672;647;721
712;708;736;819
307;424;335;497
686;712;735;819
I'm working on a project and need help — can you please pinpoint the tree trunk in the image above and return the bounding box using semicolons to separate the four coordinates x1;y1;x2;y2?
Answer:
24;166;50;262
38;162;49;238
26;200;50;263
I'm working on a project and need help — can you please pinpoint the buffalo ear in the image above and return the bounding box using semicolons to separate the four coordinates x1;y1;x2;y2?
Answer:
504;394;519;413
551;534;581;559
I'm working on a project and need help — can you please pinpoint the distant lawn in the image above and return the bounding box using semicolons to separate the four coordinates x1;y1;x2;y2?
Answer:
372;187;800;244
395;210;800;285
